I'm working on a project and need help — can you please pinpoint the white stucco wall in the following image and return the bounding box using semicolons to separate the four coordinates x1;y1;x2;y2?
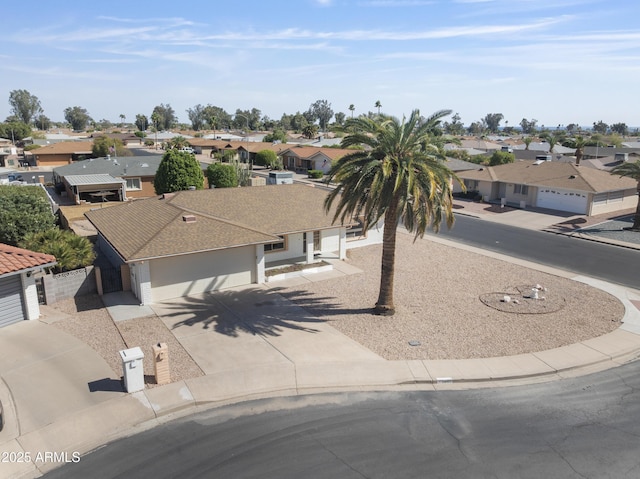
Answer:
21;273;40;320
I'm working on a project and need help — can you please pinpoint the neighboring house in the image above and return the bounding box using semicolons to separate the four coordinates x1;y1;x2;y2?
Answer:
0;244;56;328
459;139;502;152
33;141;94;167
53;155;209;204
90;132;142;145
278;146;353;174
85;184;382;305
583;146;640;160
456;160;637;215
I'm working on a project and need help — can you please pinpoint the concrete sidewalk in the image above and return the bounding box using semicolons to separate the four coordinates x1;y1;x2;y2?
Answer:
3;201;640;477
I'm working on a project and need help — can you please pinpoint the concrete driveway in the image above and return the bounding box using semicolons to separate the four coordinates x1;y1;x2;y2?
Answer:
0;321;123;442
150;285;382;376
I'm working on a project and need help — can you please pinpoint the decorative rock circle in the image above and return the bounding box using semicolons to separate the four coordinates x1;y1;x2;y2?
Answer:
479;285;566;314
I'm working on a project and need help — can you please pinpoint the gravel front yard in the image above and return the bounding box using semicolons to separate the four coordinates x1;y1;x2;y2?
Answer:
278;233;623;360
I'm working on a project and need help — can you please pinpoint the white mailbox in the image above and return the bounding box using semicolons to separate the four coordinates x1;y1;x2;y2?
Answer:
119;347;145;393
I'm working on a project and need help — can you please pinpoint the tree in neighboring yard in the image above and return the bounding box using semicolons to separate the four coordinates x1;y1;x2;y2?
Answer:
610;160;640;231
522;136;533;150
92;136;131;157
488;150;515;166
572;135;586;166
592;120;609;135
64;106;92;131
206;163;238;188
8;89;42;125
187;104;206;131
262;129;287;144
302;123;318;139
519;118;538;134
325;109;460;316
151;104;177;130
153;149;205;194
168;135;189;150
135;114;149;131
20;229;95;273
375;100;382;115
0;121;31;142
0;186;56;246
483;113;504;133
349;104;355;118
255;149;279;168
611;122;629;136
308;99;334;131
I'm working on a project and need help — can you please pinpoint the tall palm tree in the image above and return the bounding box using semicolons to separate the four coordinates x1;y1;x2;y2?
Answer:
573;135;585;166
119;113;126;128
610;160;640;231
375;100;382;115
349;104;355;118
325;109;461;315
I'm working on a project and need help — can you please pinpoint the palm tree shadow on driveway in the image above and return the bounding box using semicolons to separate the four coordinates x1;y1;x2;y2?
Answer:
153;286;372;338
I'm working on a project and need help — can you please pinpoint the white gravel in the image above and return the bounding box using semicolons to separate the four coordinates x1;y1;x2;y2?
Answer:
278;233;623;360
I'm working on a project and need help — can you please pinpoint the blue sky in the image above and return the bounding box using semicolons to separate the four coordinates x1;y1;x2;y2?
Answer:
2;0;639;129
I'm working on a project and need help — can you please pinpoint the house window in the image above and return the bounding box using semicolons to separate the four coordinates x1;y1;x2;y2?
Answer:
264;236;286;253
125;177;142;191
464;180;479;190
514;184;528;195
346;218;366;241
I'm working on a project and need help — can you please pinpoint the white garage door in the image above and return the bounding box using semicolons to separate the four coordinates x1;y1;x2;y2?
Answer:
536;188;588;214
0;275;25;328
149;247;255;302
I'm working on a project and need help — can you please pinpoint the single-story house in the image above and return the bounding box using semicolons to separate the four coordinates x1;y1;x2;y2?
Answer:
90;132;142;145
456;160;637;216
85;184;382;305
278;146;353;174
33;141;94;167
0;244;56;328
53;155;210;204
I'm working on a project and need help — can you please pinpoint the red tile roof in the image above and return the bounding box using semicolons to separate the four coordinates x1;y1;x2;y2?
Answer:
0;244;57;275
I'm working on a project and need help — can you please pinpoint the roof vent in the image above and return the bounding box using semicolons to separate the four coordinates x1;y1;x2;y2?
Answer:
569;175;576;179
182;215;196;223
161;193;175;200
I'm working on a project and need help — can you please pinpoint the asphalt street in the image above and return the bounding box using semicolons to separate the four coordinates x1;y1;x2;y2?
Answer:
43;358;640;479
432;214;640;290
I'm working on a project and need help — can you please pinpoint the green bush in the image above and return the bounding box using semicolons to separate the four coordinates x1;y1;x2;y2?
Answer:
255;149;278;167
134;131;146;138
307;169;324;179
154;149;205;194
0;186;56;245
20;228;95;273
23;144;41;151
206;163;238;188
144;139;155;147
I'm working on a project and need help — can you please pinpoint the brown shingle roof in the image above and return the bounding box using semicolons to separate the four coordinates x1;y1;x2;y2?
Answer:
279;146;353;161
34;141;94;154
457;161;636;192
0;244;56;275
85;184;348;262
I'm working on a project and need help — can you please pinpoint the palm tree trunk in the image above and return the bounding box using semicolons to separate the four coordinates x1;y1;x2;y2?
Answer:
374;198;399;316
630;182;640;231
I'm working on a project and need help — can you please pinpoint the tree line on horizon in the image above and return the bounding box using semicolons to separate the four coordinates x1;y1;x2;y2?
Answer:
2;89;638;144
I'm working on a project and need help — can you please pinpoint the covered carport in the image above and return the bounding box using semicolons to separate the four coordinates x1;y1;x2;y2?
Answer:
63;174;126;205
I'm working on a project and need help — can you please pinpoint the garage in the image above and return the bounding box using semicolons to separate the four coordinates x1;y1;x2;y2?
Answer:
536;188;588;214
149;246;255;302
0;275;25;328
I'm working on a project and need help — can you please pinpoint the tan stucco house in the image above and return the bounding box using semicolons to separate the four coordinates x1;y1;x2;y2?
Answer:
85;184;382;305
456;160;637;216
